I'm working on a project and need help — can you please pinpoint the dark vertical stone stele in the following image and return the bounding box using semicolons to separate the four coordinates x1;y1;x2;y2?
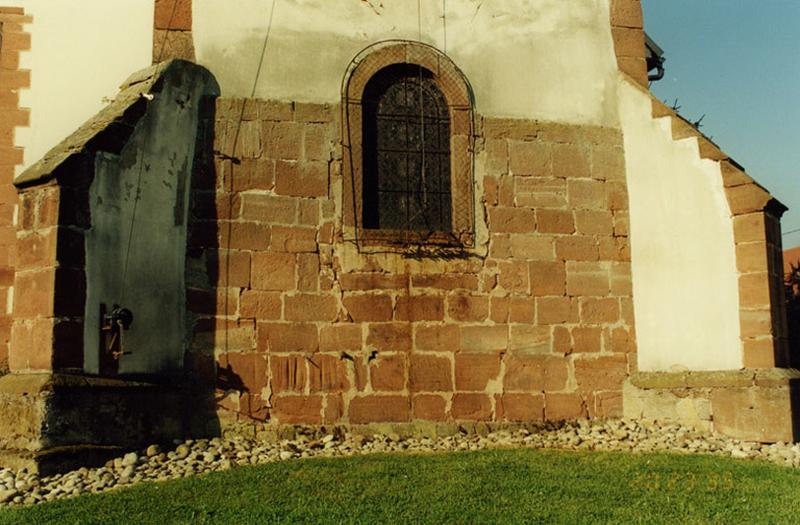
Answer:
0;60;221;474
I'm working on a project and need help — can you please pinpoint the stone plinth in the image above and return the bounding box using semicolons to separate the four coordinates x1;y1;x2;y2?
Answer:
624;369;800;443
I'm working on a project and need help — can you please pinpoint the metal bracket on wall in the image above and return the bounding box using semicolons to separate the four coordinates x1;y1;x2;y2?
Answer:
99;303;134;375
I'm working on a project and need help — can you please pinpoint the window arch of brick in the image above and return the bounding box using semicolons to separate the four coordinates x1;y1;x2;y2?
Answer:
342;41;475;247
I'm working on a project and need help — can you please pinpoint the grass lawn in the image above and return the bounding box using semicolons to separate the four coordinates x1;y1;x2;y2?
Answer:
1;448;798;524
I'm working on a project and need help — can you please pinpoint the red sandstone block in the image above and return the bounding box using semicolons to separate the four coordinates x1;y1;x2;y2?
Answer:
308;354;349;392
257;322;318;353
251;252;295;291
497;176;514;206
0;146;22;166
16;231;56;270
263;121;302;160
566;262;610;297
545;393;587;421
742;337;777;368
611;0;643;28
605;182;629;211
574;210;614;237
489;296;510;323
733;213;767;243
13;269;55;318
284;294;338;322
370;354;406;391
567;179;605;210
320;324;362;352
738;272;771;308
37;188;60;229
591;391;623;418
411;273;479;291
597;236;630;262
303;123;333;162
395;295;444;322
503;356;568;392
556;236;598;262
0;68;31;89
270;226;317;253
509;297;536;323
460;325;508;353
295;103;335;124
455;353;501;391
489;207;536;234
324;394;345;424
9;318;54;372
447;294;489;322
536;209;575;234
537;297;578;325
611;26;645;58
409;354;452;392
343;293;393;322
604;327;635;354
484;176;499;206
552;143;590;179
413;394;447;421
218;351;268;394
340;272;407;291
367;323;412;352
509;235;555;261
154;0;192;30
496;393;544;422
451;393;492;421
591;145;625;181
240;290;281;320
415;324;460;352
272;395;323;424
552;326;571;355
573;354;628;392
498;261;529;293
484;139;509;176
218;221;271;251
530;260;566;295
239;194;297;223
571;327;602;353
349;395;411;424
508;140;550;177
296;253;320;292
489;234;513;259
508;325;551;355
239;392;270;421
228;159;275;192
0;108;28;130
274;160;328;198
297;200;320;226
579;297;620;324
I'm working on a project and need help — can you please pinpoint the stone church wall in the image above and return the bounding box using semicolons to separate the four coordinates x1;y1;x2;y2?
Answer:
188;96;635;428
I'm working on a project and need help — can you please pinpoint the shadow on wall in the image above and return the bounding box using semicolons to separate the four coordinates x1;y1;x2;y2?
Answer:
786;262;800;369
186;97;270;434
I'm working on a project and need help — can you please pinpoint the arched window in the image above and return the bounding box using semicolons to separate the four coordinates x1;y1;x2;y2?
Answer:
362;64;452;233
343;42;474;247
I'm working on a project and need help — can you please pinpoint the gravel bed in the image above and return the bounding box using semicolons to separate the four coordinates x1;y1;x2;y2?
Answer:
2;418;799;507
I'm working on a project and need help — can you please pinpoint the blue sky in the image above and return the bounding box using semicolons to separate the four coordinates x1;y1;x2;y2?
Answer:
642;0;800;248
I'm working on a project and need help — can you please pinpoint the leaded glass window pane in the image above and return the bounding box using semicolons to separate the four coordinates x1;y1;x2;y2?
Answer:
362;64;451;232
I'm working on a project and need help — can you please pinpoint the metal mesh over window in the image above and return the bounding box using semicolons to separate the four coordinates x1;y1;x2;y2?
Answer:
362;64;451;233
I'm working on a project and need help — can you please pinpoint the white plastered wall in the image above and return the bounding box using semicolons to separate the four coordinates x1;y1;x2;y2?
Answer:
12;0;153;175
193;0;620;125
618;78;742;371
